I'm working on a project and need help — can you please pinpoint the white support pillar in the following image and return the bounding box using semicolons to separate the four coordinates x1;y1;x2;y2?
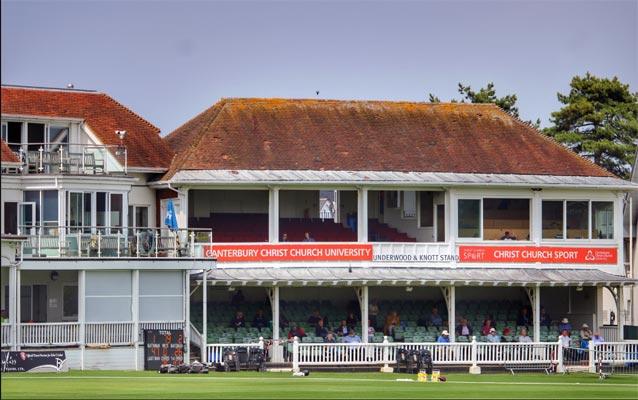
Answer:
531;190;542;245
202;268;208;364
618;285;625;341
184;270;191;364
357;187;368;243
9;264;17;350
356;286;369;343
269;187;280;243
132;269;140;370
533;286;541;342
268;286;282;362
78;269;86;370
441;285;455;343
15;267;21;351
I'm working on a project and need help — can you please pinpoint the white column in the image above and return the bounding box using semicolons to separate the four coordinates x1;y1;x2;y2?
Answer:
271;286;280;342
533;286;541;342
269;187;280;242
78;269;86;370
360;286;369;343
184;270;190;364
357;187;368;242
448;285;456;343
9;264;17;350
531;190;542;245
202;269;208;363
15;268;21;350
618;285;625;341
178;188;189;230
132;269;140;370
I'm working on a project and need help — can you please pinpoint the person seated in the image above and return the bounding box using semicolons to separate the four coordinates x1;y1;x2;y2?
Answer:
580;323;593;340
592;332;604;345
437;330;450;343
252;309;268;329
336;320;349;337
502;325;513;337
518;327;532;343
281;232;289;242
384;311;401;336
230;311;246;329
429;307;443;328
287;323;306;340
500;231;517;240
308;310;323;327
367;319;376;340
343;329;361;343
456;318;473;337
559;318;572;333
481;318;495;336
369;300;379;329
486;327;501;343
302;232;315;242
517;307;531;328
346;311;358;328
324;332;336;343
315;318;329;339
539;307;551;327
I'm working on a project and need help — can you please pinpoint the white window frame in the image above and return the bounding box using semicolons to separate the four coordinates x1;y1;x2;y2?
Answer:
456;195;533;243
129;204;150;229
541;199;615;243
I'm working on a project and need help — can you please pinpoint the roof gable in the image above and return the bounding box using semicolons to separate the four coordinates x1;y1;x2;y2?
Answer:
163;98;613;179
1;85;173;169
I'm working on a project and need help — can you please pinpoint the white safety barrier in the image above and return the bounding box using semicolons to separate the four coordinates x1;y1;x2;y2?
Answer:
85;322;134;345
205;338;265;364
20;322;80;346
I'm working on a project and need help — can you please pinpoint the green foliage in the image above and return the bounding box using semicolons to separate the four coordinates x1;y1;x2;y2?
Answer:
429;82;540;127
544;73;638;178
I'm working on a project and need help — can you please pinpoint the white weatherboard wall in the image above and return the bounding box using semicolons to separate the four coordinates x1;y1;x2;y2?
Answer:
19;270;78;322
129;173;157;228
139;271;183;321
85;271;132;322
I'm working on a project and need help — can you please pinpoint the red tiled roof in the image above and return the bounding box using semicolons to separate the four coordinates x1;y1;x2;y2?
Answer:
1;139;19;163
1;86;173;169
163;98;613;179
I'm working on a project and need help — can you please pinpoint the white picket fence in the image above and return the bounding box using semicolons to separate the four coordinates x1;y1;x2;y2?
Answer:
205;338;265;364
2;324;13;347
591;342;638;365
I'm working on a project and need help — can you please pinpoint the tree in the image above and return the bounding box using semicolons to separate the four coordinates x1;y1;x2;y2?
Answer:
544;73;638;178
429;82;540;126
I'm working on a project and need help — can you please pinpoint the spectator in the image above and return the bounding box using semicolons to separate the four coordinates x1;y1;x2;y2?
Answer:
346;311;358;328
343;329;362;344
429;307;443;328
592;332;604;345
517;308;531;328
384;311;401;336
559;318;572;333
518;327;532;343
324;332;336;343
367;320;376;341
437;330;450;343
502;325;513;337
580;324;592;340
302;232;315;242
315;319;329;339
369;300;379;329
230;289;245;307
559;329;572;361
456;318;473;338
281;233;288;242
337;320;349;336
230;311;246;329
287;324;306;340
252;309;267;329
486;328;501;343
308;310;323;327
481;318;494;336
539;307;551;327
500;231;517;240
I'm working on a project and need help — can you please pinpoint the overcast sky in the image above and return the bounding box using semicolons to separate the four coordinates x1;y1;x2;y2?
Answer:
2;0;636;134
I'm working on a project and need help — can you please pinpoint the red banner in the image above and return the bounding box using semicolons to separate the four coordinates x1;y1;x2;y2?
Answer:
458;245;617;264
204;243;374;262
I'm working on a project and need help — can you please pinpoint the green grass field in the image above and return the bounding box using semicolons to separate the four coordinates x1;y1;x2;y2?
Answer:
1;370;637;399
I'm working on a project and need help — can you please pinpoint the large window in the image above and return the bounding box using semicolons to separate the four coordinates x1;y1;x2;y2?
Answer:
68;192;92;232
419;192;434;228
458;198;530;240
23;190;58;231
458;199;481;238
402;191;416;219
542;200;614;240
128;205;149;229
67;191;124;233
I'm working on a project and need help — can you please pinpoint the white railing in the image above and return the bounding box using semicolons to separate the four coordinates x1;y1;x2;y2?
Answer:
1;324;12;347
205;338;264;364
591;341;638;365
139;321;185;332
20;322;80;347
599;326;620;342
85;322;133;345
371;242;455;262
189;322;203;350
476;342;559;365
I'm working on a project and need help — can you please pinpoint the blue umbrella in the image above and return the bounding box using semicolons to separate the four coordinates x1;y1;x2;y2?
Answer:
164;199;178;231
